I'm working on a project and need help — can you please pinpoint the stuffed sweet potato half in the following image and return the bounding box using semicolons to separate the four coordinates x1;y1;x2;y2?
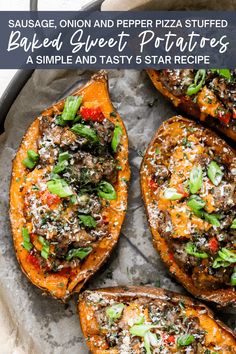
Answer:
78;286;236;353
10;71;130;300
147;69;236;141
140;116;236;306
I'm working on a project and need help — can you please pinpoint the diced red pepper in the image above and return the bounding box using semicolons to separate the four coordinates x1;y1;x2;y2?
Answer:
148;178;158;190
102;215;109;225
80;106;104;122
168;252;174;261
56;267;71;277
165;335;175;345
46;192;61;207
26;253;40;270
217;110;231;125
208;237;219;252
177;184;189;198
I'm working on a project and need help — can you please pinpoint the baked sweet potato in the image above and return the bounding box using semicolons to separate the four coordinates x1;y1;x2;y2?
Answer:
10;71;130;300
140;116;236;306
147;69;236;141
78;286;236;353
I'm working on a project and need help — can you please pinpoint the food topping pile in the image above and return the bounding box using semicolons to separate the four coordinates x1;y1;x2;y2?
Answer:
21;95;123;273
144;120;236;290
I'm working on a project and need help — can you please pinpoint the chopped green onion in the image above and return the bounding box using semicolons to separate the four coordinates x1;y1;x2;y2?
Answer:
177;334;195;347
38;236;50;259
218;248;236;263
27;150;39;162
230;219;236;229
185;242;208;259
163;188;183;200
111;125;122;152
66;247;92;261
189;165;202;194
130;324;156;337
78;215;96;228
106;303;125;321
212;257;230;269
230;269;236;286
98;181;117;200
22;227;33;251
203;212;220;227
212;248;236;268
207;161;223;186
187;195;205;215
22;149;39;169
71;123;99;143
52;152;71;174
22;157;36;169
211;69;231;80
58;151;71;162
145;331;158;347
55;115;66;126
155;147;160;155
186;69;206;96
52;160;68;174
144;333;152;354
61;96;83;121
47;179;73;197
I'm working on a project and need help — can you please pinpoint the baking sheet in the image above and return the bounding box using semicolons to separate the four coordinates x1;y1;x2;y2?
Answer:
0;69;235;354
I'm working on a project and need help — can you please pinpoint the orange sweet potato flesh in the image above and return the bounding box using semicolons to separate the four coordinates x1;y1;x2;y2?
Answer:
9;71;130;300
147;69;236;141
78;286;236;353
140;116;236;307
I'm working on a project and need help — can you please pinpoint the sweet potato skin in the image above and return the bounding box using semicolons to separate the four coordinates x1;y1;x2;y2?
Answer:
9;71;130;300
78;286;236;353
147;69;236;141
140;116;236;307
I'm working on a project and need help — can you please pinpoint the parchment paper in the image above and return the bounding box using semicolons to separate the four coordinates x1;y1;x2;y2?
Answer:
0;69;235;354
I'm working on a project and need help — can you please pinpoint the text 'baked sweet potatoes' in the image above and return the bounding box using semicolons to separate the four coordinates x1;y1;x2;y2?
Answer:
140;116;236;306
10;71;130;300
147;69;236;141
78;286;236;353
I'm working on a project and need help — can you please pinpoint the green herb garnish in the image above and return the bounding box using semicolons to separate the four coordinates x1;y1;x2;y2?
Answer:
98;181;117;200
211;69;231;80
22;227;33;251
203;212;220;227
106;303;125;321
78;215;96;228
38;236;50;259
177;334;195;347
189;165;202;194
230;268;236;286
163;188;183;200
66;247;92;261
47;178;73;197
207;161;223;186
230;219;236;229
71;123;99;143
186;69;206;96
52;160;68;174
22;149;39;169
187;195;205;215
185;242;208;259
58;151;71;162
218;248;236;263
111;125;122;152
61;96;83;121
